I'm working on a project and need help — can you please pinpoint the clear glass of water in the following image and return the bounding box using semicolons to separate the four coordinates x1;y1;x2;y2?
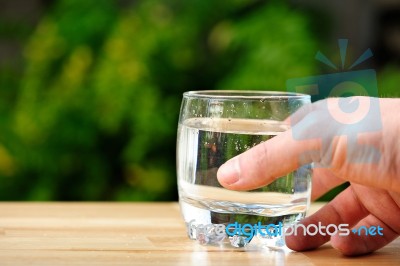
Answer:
177;90;312;249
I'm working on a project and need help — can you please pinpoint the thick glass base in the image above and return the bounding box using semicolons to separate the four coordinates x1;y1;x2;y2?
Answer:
180;198;306;249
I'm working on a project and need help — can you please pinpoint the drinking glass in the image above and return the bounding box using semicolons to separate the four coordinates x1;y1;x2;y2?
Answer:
177;90;312;249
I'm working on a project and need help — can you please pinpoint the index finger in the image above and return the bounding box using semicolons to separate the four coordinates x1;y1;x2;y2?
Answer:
217;128;320;190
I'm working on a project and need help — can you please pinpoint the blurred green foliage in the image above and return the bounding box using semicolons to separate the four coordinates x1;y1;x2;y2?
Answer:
0;0;398;201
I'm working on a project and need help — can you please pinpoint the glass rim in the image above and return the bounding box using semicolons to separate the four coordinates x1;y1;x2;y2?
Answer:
183;90;310;100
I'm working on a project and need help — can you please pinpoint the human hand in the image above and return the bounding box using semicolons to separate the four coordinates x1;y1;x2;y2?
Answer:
217;97;400;256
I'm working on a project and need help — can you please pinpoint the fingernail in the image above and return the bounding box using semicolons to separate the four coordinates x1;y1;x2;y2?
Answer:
217;157;240;186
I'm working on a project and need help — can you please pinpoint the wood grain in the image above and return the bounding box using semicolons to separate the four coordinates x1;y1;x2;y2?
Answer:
0;202;398;265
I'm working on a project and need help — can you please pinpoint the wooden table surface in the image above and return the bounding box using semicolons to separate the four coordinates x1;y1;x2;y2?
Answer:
0;202;398;265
